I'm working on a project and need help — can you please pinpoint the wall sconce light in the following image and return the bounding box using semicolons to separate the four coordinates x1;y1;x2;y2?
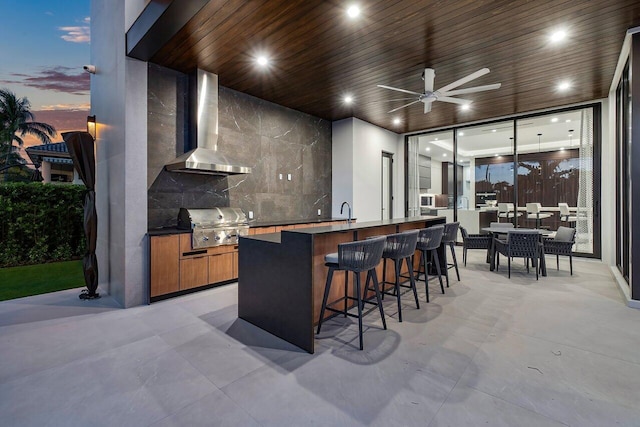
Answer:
87;115;96;139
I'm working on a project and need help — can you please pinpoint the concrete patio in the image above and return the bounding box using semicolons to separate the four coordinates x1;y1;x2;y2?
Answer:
1;249;639;426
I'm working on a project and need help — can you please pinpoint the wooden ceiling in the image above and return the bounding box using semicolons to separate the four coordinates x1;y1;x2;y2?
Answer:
147;0;640;133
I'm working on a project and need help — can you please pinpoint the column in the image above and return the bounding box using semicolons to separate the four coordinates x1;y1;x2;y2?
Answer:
41;161;51;184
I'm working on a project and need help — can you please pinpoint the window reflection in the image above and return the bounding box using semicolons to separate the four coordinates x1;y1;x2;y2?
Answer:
407;106;596;254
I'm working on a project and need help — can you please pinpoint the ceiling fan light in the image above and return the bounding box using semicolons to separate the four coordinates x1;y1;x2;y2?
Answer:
550;29;567;43
255;55;269;67
346;4;360;18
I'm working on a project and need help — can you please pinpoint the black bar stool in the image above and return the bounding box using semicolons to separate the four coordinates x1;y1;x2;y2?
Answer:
415;225;445;302
441;222;461;287
316;236;387;350
376;230;420;323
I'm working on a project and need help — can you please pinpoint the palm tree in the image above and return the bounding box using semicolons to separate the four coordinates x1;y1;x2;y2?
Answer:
0;88;57;169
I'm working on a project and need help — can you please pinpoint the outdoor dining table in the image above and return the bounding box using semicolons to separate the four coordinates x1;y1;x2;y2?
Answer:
481;227;551;277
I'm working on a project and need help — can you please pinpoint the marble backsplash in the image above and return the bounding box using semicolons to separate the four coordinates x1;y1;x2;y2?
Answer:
147;64;332;229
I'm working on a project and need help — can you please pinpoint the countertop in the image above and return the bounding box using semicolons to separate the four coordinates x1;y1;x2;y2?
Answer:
147;227;190;236
243;215;445;242
147;217;352;236
247;217;353;228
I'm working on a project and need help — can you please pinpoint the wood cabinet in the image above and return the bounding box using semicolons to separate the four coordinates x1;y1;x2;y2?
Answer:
180;256;209;290
150;233;238;300
150;235;180;297
149;220;350;300
208;252;235;283
249;226;276;235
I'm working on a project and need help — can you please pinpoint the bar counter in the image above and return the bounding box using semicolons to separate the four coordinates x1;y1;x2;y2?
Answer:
238;215;446;353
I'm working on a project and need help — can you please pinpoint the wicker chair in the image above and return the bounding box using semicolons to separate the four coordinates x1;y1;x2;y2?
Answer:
542;226;576;274
493;230;541;279
317;236;387;350
376;230;420;322
415;225;445;302
460;226;490;266
441;222;461;287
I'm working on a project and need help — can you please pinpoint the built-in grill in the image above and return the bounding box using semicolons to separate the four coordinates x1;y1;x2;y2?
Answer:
178;207;249;249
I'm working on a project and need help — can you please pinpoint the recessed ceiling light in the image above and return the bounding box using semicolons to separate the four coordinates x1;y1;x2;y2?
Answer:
255;55;269;67
558;81;571;91
426;147;431;151
346;4;360;19
442;153;447;157
560;147;565;151
494;154;499;157
550;29;567;43
393;117;401;125
434;138;438;141
551;117;559;123
458;132;464;136
491;129;497;133
460;104;471;111
343;95;353;104
565;119;571;123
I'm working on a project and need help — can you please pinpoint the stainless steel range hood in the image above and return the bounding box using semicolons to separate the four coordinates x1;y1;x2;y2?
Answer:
165;69;252;175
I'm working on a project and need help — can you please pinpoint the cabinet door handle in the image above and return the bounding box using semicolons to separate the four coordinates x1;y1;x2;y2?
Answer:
183;249;207;256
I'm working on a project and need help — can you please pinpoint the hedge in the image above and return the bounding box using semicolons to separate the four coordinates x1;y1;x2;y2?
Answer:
0;182;86;267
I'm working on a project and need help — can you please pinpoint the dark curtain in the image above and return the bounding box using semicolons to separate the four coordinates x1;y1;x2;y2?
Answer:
63;131;99;299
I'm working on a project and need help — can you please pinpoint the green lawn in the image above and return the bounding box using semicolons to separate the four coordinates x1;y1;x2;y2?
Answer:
0;260;85;301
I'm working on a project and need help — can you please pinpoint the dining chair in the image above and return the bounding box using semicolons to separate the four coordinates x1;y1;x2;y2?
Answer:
558;203;577;226
542;226;576;274
497;203;522;223
526;203;552;229
493;230;541;279
460;226;490;266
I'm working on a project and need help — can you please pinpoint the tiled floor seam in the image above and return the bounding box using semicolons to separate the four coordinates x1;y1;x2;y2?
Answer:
453;383;572;426
450;317;574;427
0;331;159;387
152;335;265;425
425;314;496;427
486;325;640;368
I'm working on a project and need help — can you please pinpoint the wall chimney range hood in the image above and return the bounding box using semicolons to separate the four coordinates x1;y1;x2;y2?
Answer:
165;69;252;175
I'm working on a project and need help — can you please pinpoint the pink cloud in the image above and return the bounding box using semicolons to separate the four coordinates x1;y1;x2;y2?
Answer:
0;67;89;95
59;17;90;43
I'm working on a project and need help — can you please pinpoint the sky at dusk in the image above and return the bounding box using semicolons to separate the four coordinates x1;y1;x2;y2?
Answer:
0;0;90;154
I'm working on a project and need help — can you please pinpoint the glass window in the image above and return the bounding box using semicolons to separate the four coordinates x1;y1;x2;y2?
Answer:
406;104;599;256
457;121;514;235
407;131;453;217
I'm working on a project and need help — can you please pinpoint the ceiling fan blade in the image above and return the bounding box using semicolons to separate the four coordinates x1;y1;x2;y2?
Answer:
442;83;501;96
388;99;422;113
436;68;490;93
370;97;417;103
423;68;435;93
437;96;472;105
377;84;423;96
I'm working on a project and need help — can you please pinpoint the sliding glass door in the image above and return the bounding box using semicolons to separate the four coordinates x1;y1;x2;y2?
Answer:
406;104;601;257
457;121;514;235
615;61;631;282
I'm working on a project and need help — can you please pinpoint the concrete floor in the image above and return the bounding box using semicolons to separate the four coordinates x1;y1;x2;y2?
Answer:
1;249;639;426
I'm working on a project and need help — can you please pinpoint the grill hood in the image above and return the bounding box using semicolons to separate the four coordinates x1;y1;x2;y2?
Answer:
165;69;252;175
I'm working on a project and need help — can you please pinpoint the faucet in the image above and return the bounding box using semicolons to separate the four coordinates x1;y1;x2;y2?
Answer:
340;201;352;225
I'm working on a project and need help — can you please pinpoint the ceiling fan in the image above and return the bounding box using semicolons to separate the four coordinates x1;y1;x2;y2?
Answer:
377;68;501;114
